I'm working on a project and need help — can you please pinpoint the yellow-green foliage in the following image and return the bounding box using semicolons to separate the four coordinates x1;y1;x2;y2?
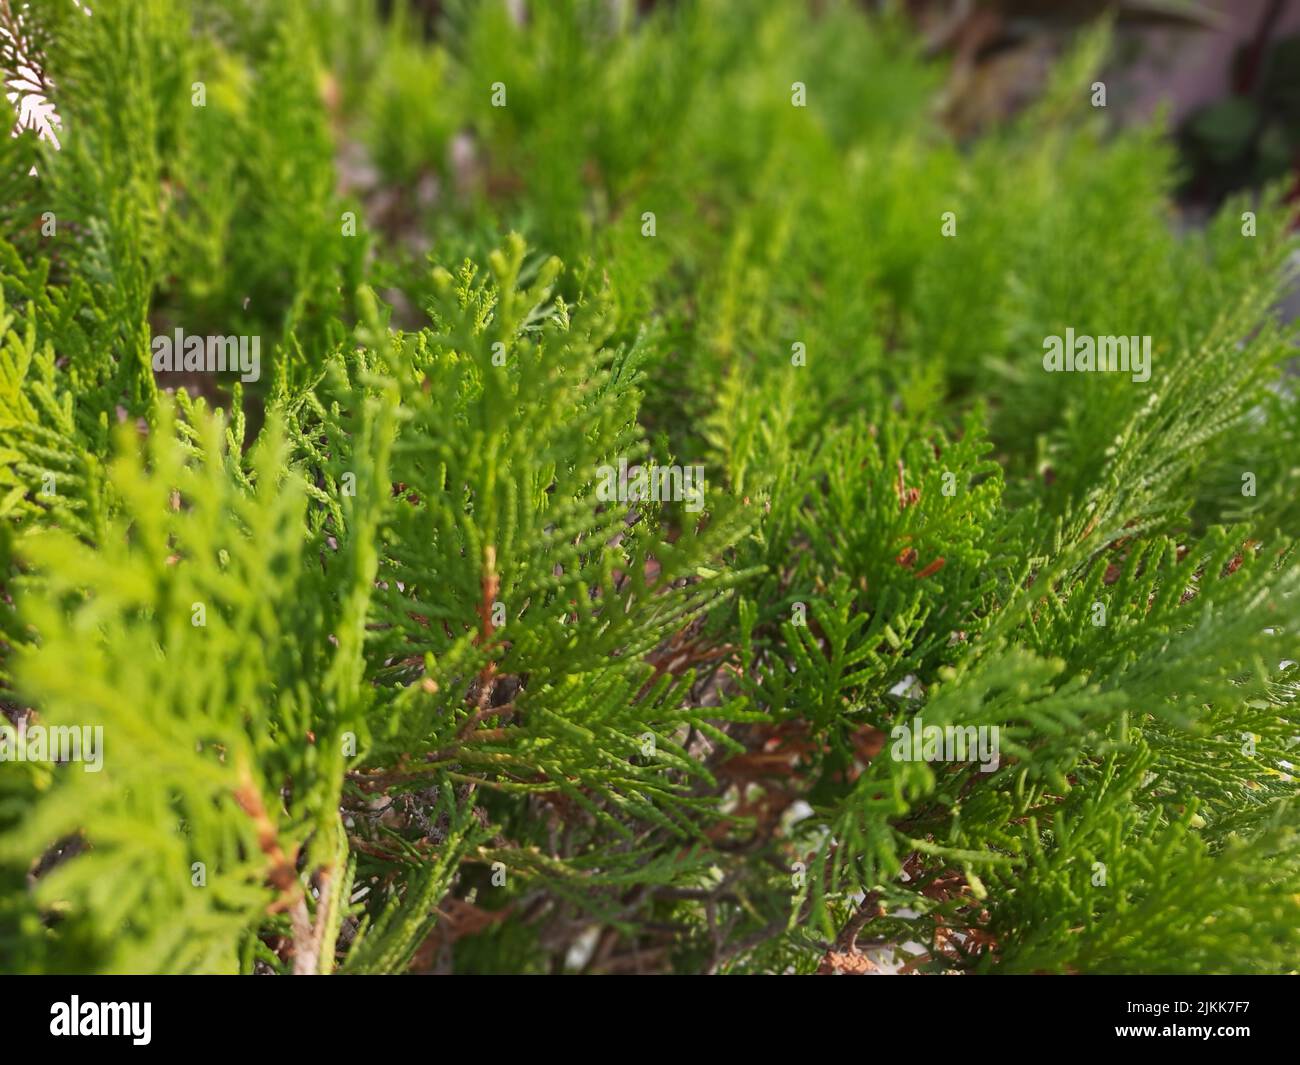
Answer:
1;0;1298;974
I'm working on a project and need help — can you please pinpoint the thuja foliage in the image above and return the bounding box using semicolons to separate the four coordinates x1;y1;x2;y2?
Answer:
1;0;1298;975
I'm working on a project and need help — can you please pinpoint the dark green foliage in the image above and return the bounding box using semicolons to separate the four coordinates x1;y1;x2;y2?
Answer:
0;0;1297;975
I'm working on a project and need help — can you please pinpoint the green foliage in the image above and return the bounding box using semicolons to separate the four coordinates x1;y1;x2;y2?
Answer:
0;0;1297;975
